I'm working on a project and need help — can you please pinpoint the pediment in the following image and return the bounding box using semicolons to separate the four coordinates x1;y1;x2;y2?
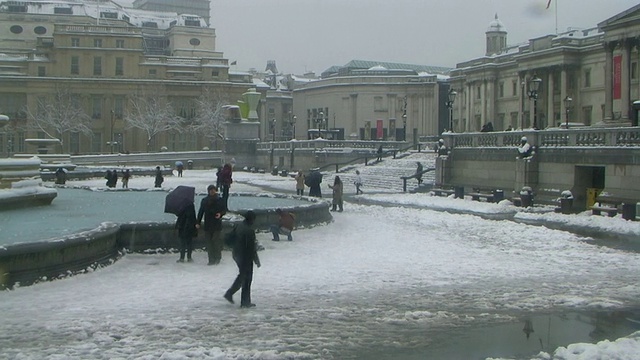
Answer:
598;4;640;31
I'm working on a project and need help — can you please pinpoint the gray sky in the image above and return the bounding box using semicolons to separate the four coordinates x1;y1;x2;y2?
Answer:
209;0;639;75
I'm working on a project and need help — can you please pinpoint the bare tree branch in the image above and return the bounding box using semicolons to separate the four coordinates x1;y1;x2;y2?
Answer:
190;87;228;149
124;87;183;151
24;85;93;153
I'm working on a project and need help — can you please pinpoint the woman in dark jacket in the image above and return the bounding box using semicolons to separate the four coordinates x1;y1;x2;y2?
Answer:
175;202;198;262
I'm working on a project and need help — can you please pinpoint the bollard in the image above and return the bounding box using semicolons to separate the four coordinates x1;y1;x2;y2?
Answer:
454;186;464;199
492;189;504;203
622;203;637;221
560;198;573;214
187;160;193;170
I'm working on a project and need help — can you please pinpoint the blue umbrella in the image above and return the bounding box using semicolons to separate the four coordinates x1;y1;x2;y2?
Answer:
164;185;195;215
175;161;184;167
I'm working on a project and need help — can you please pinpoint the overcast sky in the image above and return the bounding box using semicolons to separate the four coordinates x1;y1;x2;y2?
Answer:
209;0;639;75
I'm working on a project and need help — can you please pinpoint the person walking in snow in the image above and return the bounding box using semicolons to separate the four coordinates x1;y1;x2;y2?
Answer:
196;185;226;265
376;145;383;161
328;175;344;212
224;210;261;308
294;170;305;196
122;169;131;188
175;201;198;263
219;163;233;210
354;170;364;195
154;166;164;188
415;162;424;184
305;168;323;198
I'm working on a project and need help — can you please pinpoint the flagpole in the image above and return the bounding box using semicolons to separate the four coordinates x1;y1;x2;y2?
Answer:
555;0;558;34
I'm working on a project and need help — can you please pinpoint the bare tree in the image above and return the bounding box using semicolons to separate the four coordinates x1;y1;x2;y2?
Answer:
190;87;228;150
25;86;93;153
124;89;183;151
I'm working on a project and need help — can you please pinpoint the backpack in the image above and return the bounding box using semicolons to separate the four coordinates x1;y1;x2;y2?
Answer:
223;224;238;248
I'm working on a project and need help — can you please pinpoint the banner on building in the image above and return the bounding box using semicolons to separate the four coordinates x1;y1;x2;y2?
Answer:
376;120;383;139
613;55;622;100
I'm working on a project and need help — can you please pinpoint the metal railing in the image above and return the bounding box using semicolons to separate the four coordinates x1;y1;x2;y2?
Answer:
447;127;640;149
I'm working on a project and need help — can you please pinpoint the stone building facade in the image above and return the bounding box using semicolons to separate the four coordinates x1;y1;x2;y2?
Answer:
449;5;640;132
292;60;452;141
0;0;257;155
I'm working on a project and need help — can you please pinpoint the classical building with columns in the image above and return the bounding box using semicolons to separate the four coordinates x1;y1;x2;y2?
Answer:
449;5;640;132
292;60;452;141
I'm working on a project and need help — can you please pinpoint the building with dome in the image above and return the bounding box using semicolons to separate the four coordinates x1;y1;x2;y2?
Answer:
292;59;452;141
449;4;640;132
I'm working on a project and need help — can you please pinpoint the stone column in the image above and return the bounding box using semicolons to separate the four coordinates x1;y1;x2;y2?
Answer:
466;82;473;132
547;71;554;129
560;68;568;125
486;78;495;127
621;38;631;122
481;80;487;130
350;93;358;135
603;41;615;123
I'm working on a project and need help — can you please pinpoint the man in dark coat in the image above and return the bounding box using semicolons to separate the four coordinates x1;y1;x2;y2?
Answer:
154;166;164;188
224;211;261;308
305;168;323;198
196;185;226;265
219;163;233;210
175;201;198;263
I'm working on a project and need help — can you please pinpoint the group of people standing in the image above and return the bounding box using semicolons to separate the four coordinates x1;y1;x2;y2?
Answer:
105;169;130;188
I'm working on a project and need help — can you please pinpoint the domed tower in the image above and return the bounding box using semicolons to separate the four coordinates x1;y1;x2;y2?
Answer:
486;14;507;56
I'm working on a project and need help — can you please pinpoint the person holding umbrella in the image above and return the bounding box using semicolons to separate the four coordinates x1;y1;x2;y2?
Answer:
305;168;323;198
165;186;197;263
196;185;226;265
175;161;184;177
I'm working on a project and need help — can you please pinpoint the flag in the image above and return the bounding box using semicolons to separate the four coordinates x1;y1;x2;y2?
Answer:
546;0;552;9
230;60;237;65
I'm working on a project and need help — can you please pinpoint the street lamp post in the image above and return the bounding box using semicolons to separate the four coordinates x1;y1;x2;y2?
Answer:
563;96;572;129
107;110;116;154
446;89;457;132
271;119;276;141
291;115;297;140
402;96;407;141
528;75;542;130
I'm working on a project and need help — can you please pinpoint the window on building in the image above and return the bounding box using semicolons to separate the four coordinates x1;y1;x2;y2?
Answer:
54;7;72;15
114;97;124;119
71;56;79;75
71;38;79;47
92;133;102;153
632;62;638;80
512;80;518;96
116;39;124;48
584;69;591;88
34;26;47;35
374;96;384;111
148;69;157;76
93;57;102;75
582;106;593;126
510;112;519;128
10;25;23;34
92;97;102;119
94;39;102;48
115;57;123;76
69;132;80;154
499;82;504;98
212;70;219;77
100;12;117;19
476;86;481;100
37;66;45;77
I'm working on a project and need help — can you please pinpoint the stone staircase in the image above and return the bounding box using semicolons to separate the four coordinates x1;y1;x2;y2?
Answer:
326;150;437;194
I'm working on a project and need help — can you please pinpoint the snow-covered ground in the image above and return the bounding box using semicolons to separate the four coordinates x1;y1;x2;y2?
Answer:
1;167;640;359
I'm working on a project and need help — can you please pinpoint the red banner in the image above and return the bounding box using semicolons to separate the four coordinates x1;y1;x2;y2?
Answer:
376;120;383;139
613;55;622;100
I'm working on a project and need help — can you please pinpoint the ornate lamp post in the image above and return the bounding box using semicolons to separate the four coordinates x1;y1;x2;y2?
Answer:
563;96;572;129
402;96;407;141
446;89;457;132
528;75;542;130
271;118;276;141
